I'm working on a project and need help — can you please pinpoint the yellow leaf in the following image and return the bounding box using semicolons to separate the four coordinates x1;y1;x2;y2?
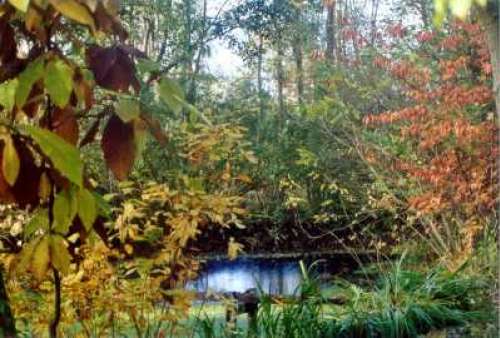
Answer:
449;0;472;18
8;0;29;12
50;235;71;275
1;134;20;186
227;237;243;260
124;243;134;255
14;237;40;274
38;172;51;201
25;6;43;31
49;0;95;30
236;174;252;183
81;0;97;12
31;235;50;281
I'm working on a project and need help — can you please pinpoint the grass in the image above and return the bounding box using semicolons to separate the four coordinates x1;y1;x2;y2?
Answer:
188;258;495;338
16;258;495;337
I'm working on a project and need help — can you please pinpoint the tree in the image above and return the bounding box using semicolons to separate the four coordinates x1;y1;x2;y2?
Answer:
364;22;497;266
434;0;499;118
0;0;177;335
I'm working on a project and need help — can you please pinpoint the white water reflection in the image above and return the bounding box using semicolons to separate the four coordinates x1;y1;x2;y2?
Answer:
187;259;303;295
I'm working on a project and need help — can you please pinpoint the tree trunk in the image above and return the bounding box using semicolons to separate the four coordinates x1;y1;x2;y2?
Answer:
326;1;337;62
481;10;499;119
182;0;194;112
187;0;208;105
257;34;265;122
0;267;16;338
370;0;380;45
275;43;286;121
293;41;304;106
49;269;61;338
336;0;343;63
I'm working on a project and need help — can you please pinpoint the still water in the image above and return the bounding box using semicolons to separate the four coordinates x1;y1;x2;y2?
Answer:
186;256;356;295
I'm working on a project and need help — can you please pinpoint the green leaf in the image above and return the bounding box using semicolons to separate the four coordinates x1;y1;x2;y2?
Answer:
8;0;29;12
137;59;161;74
44;59;74;108
0;79;18;112
50;235;71;275
31;235;50;281
1;134;20;186
49;0;96;30
16;57;45;108
16;237;41;274
77;188;97;231
53;188;77;235
115;96;141;123
25;208;49;239
156;78;185;114
20;125;83;186
93;192;111;218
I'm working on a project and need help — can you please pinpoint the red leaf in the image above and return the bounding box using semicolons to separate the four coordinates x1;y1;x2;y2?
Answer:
41;107;79;145
0;138;42;208
86;45;140;93
101;114;136;180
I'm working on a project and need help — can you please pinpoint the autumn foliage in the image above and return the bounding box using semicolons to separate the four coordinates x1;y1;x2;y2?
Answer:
363;22;497;261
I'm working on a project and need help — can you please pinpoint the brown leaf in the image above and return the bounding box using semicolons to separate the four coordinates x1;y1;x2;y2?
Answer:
0;16;17;64
86;45;140;93
22;83;43;118
74;71;94;110
54;108;79;145
10;138;42;208
25;6;47;44
41;107;79;145
93;1;128;41
0;137;41;206
141;111;168;146
101;114;136;180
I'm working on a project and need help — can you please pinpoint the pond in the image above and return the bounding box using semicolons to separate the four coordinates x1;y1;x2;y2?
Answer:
187;254;360;295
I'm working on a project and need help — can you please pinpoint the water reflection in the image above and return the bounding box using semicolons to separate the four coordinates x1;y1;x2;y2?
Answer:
187;258;303;295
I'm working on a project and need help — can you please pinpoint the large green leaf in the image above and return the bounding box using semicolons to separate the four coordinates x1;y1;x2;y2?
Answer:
16;57;45;108
44;59;74;108
0;79;18;112
24;208;50;239
20;125;83;186
16;236;41;274
49;0;96;30
115;96;140;123
50;235;71;275
52;188;77;235
31;235;50;281
156;77;185;114
77;188;97;231
8;0;29;12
